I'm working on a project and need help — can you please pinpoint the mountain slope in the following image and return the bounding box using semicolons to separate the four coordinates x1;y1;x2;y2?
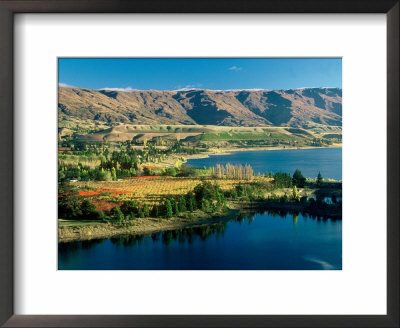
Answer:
58;87;342;128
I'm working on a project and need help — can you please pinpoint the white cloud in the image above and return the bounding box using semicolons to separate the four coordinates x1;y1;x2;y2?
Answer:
184;84;201;89
228;65;243;72
172;83;203;91
58;82;75;88
99;87;137;92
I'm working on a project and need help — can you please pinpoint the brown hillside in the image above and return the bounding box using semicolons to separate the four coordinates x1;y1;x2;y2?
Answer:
58;87;342;128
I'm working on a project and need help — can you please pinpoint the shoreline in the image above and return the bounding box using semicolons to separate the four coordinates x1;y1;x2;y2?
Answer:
58;209;239;243
58;199;342;243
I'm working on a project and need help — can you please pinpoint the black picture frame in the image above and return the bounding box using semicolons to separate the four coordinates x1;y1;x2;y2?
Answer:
0;0;398;327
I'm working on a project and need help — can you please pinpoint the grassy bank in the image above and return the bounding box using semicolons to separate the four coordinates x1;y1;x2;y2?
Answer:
58;208;237;243
59;195;342;243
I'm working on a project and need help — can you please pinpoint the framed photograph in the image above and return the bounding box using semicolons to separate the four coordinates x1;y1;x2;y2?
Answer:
0;0;398;327
57;57;343;271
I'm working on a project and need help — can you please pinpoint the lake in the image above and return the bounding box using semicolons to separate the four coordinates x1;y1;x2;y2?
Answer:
58;210;342;270
186;147;342;180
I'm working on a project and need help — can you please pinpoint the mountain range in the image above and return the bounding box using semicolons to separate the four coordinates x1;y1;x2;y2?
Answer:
58;87;342;128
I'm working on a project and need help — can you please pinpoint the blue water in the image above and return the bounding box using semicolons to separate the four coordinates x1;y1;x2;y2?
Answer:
58;211;342;270
186;148;342;180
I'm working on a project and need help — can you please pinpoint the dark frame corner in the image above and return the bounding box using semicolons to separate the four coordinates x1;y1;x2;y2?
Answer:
0;0;398;327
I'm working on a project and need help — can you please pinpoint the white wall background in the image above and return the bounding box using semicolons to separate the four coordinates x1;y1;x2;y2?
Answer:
14;14;386;315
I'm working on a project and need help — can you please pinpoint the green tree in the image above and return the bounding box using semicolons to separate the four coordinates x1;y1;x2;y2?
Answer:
174;159;183;169
179;195;187;212
174;200;180;215
138;206;145;218
98;211;107;221
292;185;299;201
143;167;153;176
80;199;98;220
58;183;82;219
97;168;112;181
225;188;238;199
169;198;179;215
274;172;292;188
186;192;196;212
292;169;306;187
193;181;221;203
143;204;150;217
216;192;225;206
201;199;210;212
151;205;160;218
120;201;138;216
129;167;136;177
165;199;173;218
110;207;124;221
316;171;323;187
111;167;117;181
178;165;198;177
280;194;288;203
163;167;178;177
235;183;245;197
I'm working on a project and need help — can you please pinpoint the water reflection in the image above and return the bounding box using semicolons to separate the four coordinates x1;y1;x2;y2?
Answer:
102;208;340;247
157;221;228;246
59;207;341;253
307;195;342;205
59;208;342;270
59;238;105;252
248;207;341;222
110;234;145;247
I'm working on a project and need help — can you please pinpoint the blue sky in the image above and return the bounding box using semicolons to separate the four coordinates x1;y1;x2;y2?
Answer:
58;58;342;91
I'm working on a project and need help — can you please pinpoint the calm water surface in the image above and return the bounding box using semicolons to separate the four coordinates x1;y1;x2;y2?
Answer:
58;211;342;270
186;147;342;180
